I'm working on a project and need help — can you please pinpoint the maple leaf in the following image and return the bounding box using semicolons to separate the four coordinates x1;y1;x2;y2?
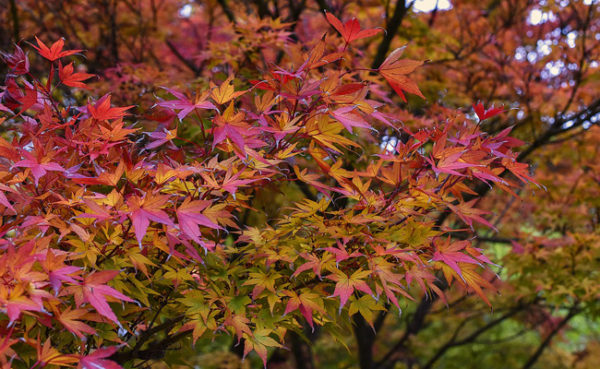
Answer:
283;291;325;331
325;12;382;44
35;338;79;367
0;44;29;74
76;271;134;325
176;198;222;244
42;250;81;293
57;308;96;338
309;51;345;69
210;75;247;104
328;269;373;312
99;119;139;142
448;199;497;230
211;103;253;154
332;83;367;97
243;271;280;299
0;185;16;213
432;238;480;277
292;252;334;279
127;194;176;244
158;87;217;120
58;61;94;88
470;166;507;185
201;168;259;196
18;84;38;113
1;284;47;323
14;152;65;186
331;107;371;132
79;346;123;369
243;328;284;367
371;258;413;308
473;102;504;121
226;314;252;343
426;149;479;177
322;239;363;266
378;47;424;101
88;94;133;121
304;115;360;154
0;327;18;362
502;157;539;185
349;295;385;330
441;263;495;306
145;128;177;149
406;266;446;302
32;36;81;61
212;123;247;152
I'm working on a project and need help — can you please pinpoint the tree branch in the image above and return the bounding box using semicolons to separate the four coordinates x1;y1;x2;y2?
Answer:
110;314;186;364
9;0;19;43
422;304;526;369
315;0;332;13
374;279;446;369
216;0;236;24
435;97;600;227
521;305;580;369
371;0;411;69
353;314;377;369
165;39;202;76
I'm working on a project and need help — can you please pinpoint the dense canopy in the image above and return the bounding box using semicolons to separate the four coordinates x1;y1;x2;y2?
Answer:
1;1;599;369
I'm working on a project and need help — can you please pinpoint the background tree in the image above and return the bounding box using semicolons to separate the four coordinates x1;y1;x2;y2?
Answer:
1;0;599;369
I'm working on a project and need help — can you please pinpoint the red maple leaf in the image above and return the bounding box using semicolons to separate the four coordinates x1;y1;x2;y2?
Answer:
88;94;134;121
325;12;382;44
145;128;177;150
32;36;81;61
502;157;539;185
292;253;331;279
58;61;94;89
42;250;81;294
18;84;38;113
378;47;424;101
0;44;29;75
0;184;16;213
425;149;479;177
473;102;504;121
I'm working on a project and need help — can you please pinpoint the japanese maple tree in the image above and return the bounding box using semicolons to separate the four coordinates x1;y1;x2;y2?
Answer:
1;1;599;369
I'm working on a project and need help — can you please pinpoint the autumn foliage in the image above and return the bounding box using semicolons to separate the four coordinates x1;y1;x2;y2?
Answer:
1;1;599;369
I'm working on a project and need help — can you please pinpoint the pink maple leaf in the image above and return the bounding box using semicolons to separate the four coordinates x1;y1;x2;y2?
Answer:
176;198;222;245
158;87;217;120
80;271;134;325
331;107;371;133
80;346;123;369
432;238;479;277
14;152;65;186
